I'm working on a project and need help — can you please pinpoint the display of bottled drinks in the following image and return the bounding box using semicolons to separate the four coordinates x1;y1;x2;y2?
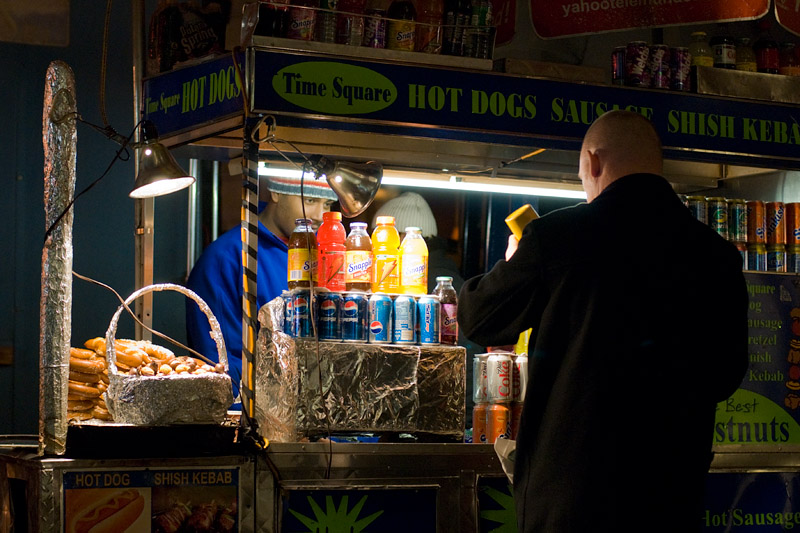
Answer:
255;0;495;59
283;213;459;345
611;30;800;90
469;352;527;444
682;196;800;273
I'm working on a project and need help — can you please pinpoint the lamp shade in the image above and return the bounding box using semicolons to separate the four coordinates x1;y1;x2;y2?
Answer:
311;156;382;217
129;121;195;198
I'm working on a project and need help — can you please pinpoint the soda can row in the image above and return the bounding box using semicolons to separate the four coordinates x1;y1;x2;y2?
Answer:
473;352;528;404
471;401;523;444
616;42;691;91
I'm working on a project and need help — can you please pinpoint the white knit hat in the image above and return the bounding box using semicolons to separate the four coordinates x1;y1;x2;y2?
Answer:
372;192;438;237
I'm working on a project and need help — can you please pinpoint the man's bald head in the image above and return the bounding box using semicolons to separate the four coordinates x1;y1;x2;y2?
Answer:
579;110;663;201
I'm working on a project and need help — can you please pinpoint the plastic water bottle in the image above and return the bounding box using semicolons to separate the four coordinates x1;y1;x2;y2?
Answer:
399;227;428;295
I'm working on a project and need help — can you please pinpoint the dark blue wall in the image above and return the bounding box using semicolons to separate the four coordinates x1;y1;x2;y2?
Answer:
0;0;188;435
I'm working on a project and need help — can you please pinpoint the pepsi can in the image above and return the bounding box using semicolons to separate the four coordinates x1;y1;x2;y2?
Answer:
316;291;342;341
417;295;441;345
282;290;293;335
292;289;313;338
342;292;368;342
393;294;416;344
368;293;393;343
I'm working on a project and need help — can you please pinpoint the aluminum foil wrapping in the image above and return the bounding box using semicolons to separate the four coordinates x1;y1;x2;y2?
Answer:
103;284;233;425
39;60;77;455
256;298;466;441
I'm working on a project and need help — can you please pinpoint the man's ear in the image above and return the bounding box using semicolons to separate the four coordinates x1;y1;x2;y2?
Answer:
269;190;281;204
588;150;603;179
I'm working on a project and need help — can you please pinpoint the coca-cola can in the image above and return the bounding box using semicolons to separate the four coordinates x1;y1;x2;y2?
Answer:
487;352;513;403
670;46;691;92
512;354;528;402
473;353;489;403
625;41;650;87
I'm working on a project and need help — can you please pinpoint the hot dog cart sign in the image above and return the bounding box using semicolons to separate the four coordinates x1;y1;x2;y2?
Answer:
62;467;239;532
714;272;800;448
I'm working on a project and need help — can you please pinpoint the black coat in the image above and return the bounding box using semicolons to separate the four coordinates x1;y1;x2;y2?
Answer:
458;174;748;533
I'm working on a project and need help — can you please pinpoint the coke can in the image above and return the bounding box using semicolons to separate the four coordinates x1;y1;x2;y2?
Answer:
786;203;800;246
282;290;294;335
707;197;729;240
511;402;523;439
747;243;767;271
788;246;800;273
512;354;528;403
292;289;313;338
472;402;488;444
686;195;708;225
316;290;342;341
670;46;691;91
611;46;626;85
486;403;511;443
647;44;671;89
747;200;766;244
728;199;748;243
341;292;368;342
487;352;513;403
767;201;786;245
473;353;489;404
417;295;441;345
767;244;787;272
393;294;416;344
368;293;393;343
625;41;650;87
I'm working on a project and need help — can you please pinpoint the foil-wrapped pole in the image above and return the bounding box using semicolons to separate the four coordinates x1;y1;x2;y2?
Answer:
39;61;77;455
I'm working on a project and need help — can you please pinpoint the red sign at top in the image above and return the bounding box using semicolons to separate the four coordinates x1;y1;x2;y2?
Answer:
530;0;769;39
776;0;800;37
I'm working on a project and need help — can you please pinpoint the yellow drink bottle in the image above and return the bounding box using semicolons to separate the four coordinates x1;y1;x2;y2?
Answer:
399;227;429;295
371;216;401;293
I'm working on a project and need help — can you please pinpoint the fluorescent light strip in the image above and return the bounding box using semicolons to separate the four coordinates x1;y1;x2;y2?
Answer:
258;165;587;200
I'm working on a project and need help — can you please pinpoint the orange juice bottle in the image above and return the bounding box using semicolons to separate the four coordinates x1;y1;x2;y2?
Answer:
371;216;400;293
399;226;428;295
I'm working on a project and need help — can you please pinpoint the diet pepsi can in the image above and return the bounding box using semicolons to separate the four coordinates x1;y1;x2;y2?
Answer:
393;294;416;344
282;290;293;335
316;291;342;341
417;295;441;345
292;289;313;338
368;293;393;343
341;292;368;342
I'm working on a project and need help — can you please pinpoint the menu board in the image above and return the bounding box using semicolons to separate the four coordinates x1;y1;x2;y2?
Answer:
714;272;800;447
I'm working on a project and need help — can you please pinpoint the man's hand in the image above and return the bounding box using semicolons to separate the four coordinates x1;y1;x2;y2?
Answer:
506;234;519;261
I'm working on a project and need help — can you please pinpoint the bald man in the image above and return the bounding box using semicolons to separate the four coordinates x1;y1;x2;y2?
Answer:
459;111;748;532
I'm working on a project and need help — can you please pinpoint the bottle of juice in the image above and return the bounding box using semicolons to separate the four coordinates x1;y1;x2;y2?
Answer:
433;276;458;345
399;227;428;295
371;216;400;293
288;218;318;289
345;222;373;291
386;0;416;51
317;211;346;291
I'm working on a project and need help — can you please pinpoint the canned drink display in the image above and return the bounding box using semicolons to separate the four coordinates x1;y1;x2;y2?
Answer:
341;292;369;342
393;294;416;344
362;8;387;48
647;44;670;89
282;290;294;335
767;244;787;273
473;354;489;403
728;199;747;243
686;195;708;225
788;246;800;274
487;352;513;403
486;402;512;443
316;291;342;341
611;46;626;85
766;201;786;245
511;402;524;439
292;289;313;338
669;46;691;91
747;200;766;244
472;403;488;444
786;203;800;246
625;41;650;87
512;354;528;403
707;197;729;240
368;293;393;343
417;295;441;345
735;242;747;267
746;243;767;271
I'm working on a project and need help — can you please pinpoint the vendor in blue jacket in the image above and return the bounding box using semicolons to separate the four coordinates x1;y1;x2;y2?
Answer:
186;174;337;400
459;110;748;532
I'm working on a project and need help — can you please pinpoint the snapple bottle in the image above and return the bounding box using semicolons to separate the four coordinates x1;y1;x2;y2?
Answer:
399;227;428;295
317;211;346;291
345;222;373;292
433;276;458;344
288;218;318;289
371;216;400;293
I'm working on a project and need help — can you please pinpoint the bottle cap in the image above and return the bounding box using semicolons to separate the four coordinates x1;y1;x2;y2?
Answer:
376;215;395;225
436;276;453;282
323;211;342;221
